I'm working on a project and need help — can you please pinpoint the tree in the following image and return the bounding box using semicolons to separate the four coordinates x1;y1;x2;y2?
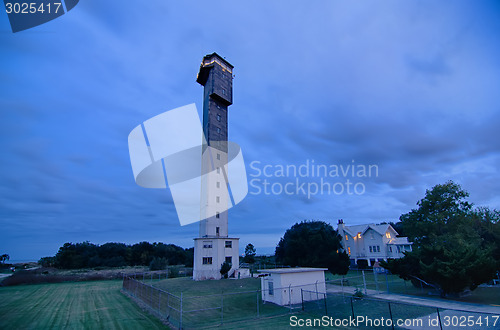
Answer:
220;261;231;279
38;256;56;267
244;244;256;264
382;181;498;295
275;220;349;275
400;181;473;249
1;254;10;264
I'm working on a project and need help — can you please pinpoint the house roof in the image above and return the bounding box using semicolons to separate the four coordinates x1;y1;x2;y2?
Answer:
257;267;327;274
342;223;397;237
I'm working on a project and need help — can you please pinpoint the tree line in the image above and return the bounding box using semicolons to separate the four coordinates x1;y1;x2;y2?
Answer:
39;242;193;270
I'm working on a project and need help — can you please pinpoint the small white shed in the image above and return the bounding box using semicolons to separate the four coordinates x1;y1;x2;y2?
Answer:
258;268;327;306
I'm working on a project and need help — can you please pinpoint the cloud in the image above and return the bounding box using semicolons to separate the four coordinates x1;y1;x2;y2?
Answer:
1;1;500;260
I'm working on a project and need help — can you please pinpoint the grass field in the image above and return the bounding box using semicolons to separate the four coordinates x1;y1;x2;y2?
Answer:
0;278;349;330
0;280;167;329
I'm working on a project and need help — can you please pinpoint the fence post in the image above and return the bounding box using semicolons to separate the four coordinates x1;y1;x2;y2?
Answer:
301;289;304;311
289;285;292;312
158;291;161;316
323;293;327;315
257;290;260;317
387;302;394;330
341;275;345;300
436;308;443;330
374;270;379;292
180;292;183;330
362;270;367;294
221;292;224;325
350;297;354;319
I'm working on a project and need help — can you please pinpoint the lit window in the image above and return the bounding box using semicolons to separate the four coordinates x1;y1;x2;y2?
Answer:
386;232;391;239
202;257;212;265
347;247;351;255
357;233;361;239
345;235;348;241
203;241;212;248
225;241;232;248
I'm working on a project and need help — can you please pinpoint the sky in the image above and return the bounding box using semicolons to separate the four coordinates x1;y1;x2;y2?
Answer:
1;1;500;260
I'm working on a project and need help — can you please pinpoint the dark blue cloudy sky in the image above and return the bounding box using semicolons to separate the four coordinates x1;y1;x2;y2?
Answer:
1;1;499;260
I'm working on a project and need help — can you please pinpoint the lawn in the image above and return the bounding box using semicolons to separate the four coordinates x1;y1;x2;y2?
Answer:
0;280;167;329
327;270;500;306
147;277;290;328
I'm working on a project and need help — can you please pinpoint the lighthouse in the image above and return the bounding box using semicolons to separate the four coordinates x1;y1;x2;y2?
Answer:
193;53;240;280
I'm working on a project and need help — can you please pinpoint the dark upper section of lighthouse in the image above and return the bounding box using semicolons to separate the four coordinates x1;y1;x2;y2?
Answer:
197;52;233;106
197;53;233;152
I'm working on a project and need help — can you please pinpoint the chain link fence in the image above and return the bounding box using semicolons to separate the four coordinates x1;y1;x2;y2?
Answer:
122;274;323;329
327;269;442;296
122;271;499;329
302;291;500;329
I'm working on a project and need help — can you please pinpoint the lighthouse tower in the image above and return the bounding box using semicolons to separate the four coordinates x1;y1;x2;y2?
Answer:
193;53;239;280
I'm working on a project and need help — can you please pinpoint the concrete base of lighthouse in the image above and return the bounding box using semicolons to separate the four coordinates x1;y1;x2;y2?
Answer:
193;237;239;280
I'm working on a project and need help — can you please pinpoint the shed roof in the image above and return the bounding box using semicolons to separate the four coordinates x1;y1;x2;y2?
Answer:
257;267;327;274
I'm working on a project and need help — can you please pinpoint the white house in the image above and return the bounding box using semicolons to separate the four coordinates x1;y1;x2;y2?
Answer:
337;219;412;267
258;268;327;306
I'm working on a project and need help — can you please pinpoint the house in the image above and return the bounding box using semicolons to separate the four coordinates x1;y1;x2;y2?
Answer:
258;268;327;306
337;219;412;267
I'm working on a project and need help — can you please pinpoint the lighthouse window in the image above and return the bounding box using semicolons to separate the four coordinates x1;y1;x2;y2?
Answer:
202;257;213;265
217;127;221;133
217;114;221;121
225;241;232;248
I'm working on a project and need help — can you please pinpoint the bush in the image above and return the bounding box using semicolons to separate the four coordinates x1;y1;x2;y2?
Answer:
149;257;168;271
168;267;179;278
357;259;369;270
353;288;364;299
220;262;231;279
